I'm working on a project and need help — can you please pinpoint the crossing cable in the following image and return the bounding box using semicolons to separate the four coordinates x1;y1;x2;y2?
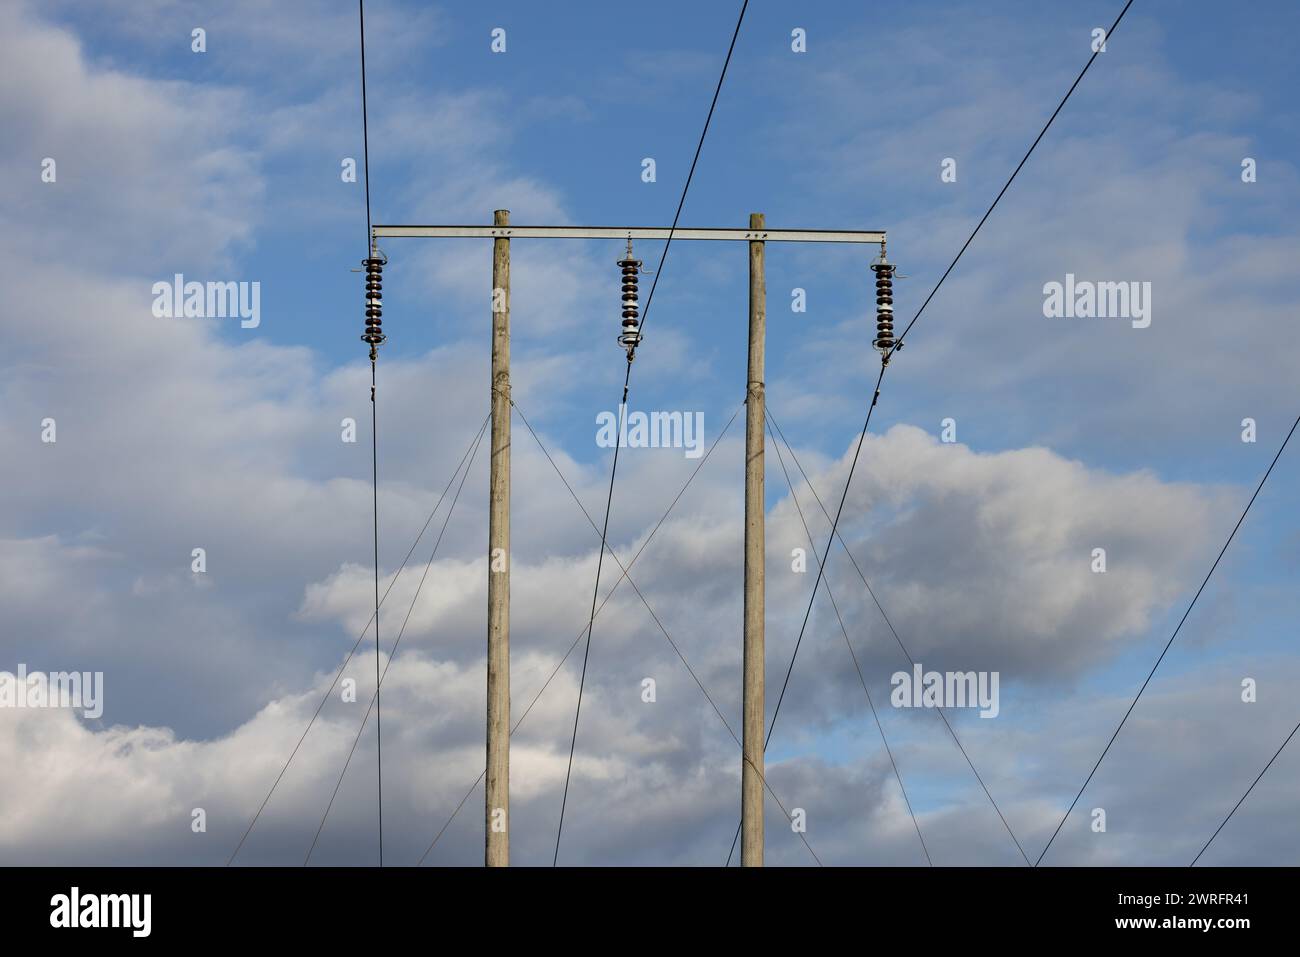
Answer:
766;406;1026;863
1192;713;1300;866
226;412;489;865
514;398;821;865
516;399;741;740
1039;410;1300;866
724;0;1135;864
552;0;750;866
418;404;741;865
765;416;931;865
305;419;487;865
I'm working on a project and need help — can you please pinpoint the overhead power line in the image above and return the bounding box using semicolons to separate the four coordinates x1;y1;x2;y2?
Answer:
1039;410;1300;866
306;420;486;865
356;0;386;867
1193;714;1300;866
552;0;750;866
226;412;489;865
765;407;1025;864
765;417;932;865
889;0;1136;357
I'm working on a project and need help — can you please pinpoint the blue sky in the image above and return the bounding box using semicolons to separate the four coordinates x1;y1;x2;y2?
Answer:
3;0;1300;866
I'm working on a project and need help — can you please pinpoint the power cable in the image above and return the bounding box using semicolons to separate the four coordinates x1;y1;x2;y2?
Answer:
1039;410;1300;865
305;420;486;864
226;413;489;864
1192;715;1300;866
766;417;931;865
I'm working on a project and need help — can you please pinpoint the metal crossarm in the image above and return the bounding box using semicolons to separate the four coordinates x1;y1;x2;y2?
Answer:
372;223;886;244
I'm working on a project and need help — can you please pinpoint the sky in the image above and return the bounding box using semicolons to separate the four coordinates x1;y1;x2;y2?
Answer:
2;0;1300;866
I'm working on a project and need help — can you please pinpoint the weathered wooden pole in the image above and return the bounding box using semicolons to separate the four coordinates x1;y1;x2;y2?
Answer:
742;212;766;866
486;208;511;867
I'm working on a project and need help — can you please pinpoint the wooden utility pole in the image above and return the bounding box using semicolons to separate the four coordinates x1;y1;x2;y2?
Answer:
486;209;511;867
742;212;766;866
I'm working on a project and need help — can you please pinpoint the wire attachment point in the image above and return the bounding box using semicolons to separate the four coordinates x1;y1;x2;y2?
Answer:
361;251;387;351
617;239;643;359
871;240;896;358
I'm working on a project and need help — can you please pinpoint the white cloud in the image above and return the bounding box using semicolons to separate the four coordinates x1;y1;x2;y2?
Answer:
2;0;1295;868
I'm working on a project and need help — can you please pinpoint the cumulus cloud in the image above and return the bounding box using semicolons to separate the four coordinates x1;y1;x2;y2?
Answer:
3;0;1296;868
780;425;1235;679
